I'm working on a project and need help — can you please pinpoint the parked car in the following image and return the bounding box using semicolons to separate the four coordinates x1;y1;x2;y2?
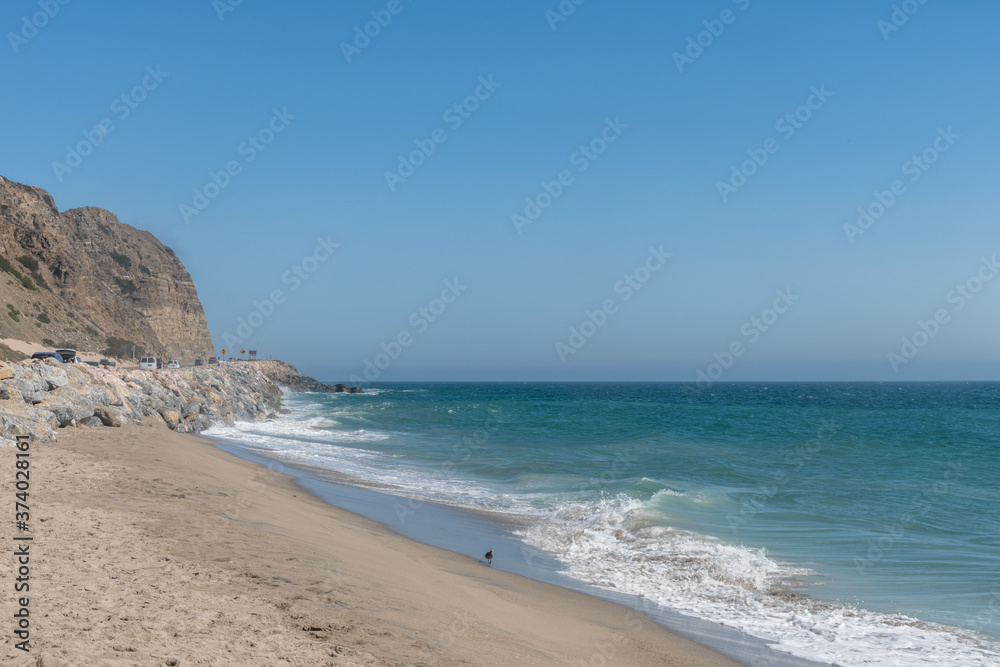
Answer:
55;348;78;363
99;358;116;367
194;358;203;366
30;352;63;363
208;357;218;365
167;359;180;369
139;357;159;370
85;361;100;367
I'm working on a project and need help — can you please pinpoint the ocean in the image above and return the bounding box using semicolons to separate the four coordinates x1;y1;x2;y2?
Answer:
204;382;1000;666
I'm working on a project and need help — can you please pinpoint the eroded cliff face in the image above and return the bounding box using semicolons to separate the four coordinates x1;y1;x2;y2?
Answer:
0;175;214;360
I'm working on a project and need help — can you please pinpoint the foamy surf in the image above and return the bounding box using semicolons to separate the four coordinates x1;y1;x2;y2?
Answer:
516;493;1000;666
202;418;553;515
206;382;1000;666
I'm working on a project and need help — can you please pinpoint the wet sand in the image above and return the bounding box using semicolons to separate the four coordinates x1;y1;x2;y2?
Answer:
0;422;740;666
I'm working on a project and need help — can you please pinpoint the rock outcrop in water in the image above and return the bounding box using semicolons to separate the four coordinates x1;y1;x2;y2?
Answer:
254;360;363;393
0;358;359;445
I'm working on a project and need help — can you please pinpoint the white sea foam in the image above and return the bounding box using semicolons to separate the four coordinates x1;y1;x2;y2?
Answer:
649;487;685;499
207;408;1000;666
516;493;1000;667
202;417;551;515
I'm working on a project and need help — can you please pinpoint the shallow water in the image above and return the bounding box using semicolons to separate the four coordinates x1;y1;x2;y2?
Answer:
205;382;1000;666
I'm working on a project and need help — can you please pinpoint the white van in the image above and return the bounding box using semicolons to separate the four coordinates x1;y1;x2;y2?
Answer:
139;357;159;370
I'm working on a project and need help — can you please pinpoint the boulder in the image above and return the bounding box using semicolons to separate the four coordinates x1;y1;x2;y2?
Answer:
159;409;181;426
47;387;96;426
0;409;57;443
41;394;95;428
0;383;22;401
37;363;69;391
93;405;122;427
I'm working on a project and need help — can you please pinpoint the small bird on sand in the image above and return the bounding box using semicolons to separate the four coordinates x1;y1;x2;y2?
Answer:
484;549;494;566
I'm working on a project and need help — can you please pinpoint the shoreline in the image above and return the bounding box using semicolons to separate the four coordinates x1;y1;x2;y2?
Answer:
1;423;745;666
210;433;829;667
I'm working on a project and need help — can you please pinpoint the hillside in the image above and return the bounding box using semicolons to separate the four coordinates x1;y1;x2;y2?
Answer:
0;175;214;361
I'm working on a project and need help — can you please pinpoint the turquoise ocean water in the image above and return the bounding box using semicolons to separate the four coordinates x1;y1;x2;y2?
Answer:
205;382;1000;665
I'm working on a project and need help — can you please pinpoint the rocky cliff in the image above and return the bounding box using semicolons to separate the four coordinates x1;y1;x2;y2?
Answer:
0;174;214;361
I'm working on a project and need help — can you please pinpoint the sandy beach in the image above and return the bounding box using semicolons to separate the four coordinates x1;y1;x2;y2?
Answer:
0;421;739;666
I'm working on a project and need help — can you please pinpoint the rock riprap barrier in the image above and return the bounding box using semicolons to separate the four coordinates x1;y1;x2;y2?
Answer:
0;359;357;444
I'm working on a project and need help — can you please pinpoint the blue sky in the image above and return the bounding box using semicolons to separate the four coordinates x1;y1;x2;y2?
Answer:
2;0;998;381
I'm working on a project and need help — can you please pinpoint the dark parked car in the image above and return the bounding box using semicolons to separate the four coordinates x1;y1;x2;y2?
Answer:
194;358;203;366
99;358;116;367
85;361;100;367
30;352;63;362
208;357;218;365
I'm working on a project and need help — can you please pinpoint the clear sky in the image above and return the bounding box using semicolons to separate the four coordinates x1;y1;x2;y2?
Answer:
2;0;997;382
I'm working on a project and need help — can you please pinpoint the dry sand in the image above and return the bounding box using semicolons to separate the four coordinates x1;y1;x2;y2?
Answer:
0;422;741;666
0;338;37;357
